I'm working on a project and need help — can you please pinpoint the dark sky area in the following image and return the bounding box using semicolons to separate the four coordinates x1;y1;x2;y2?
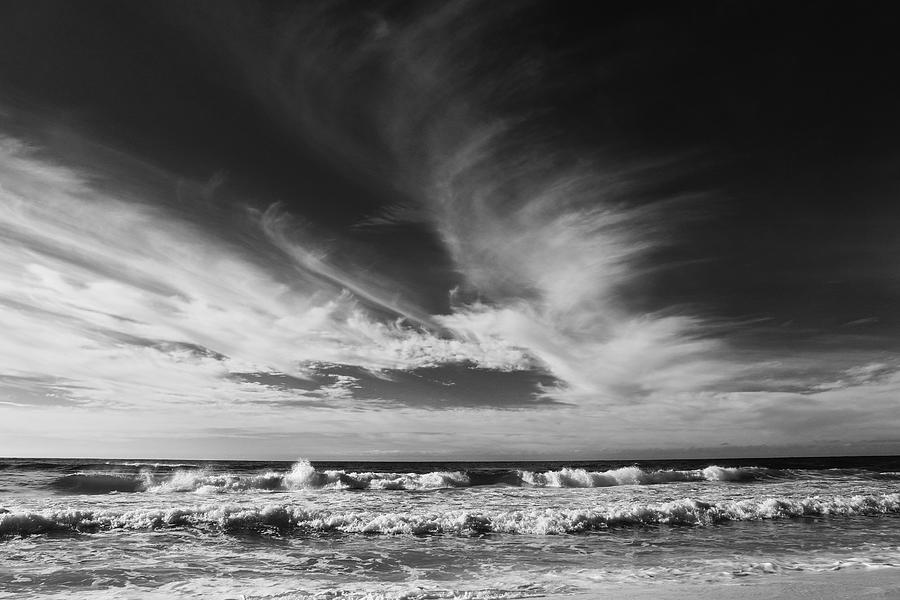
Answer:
1;1;898;458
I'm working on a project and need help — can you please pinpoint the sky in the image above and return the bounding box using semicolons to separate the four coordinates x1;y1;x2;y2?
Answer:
1;1;899;460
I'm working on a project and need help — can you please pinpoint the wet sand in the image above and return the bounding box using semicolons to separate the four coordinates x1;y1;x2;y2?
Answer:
543;568;900;599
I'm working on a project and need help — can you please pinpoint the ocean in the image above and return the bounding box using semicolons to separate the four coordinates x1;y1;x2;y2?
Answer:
1;456;899;599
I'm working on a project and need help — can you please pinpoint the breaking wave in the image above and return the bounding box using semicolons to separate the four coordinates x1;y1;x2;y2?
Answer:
517;465;765;487
3;493;899;537
44;461;771;494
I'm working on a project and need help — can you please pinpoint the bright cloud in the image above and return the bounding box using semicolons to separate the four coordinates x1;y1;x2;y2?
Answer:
186;0;736;403
0;135;532;415
419;128;730;402
3;0;899;460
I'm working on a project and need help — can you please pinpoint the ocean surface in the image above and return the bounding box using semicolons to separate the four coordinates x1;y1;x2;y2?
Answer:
1;456;899;599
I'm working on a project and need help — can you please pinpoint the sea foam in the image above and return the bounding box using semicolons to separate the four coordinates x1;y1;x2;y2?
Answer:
4;492;898;537
44;461;768;495
517;465;764;487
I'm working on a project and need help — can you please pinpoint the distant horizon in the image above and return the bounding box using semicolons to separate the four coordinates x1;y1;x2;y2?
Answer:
5;448;900;464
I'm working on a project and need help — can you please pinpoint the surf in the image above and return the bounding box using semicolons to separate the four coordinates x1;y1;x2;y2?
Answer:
5;492;899;537
42;460;779;495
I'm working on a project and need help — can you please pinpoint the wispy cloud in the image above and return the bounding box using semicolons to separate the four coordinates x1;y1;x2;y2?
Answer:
182;0;900;457
176;2;900;413
419;130;729;402
3;2;900;458
0;134;533;417
355;7;732;403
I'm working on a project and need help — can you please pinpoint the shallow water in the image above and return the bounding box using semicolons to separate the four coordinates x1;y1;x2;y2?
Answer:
1;457;899;599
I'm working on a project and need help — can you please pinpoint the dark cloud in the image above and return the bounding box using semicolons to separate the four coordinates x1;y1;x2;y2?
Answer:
236;363;563;410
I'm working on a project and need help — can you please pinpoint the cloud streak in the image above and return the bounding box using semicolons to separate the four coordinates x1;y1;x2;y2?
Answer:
389;14;734;403
202;1;734;403
163;1;900;456
0;134;534;415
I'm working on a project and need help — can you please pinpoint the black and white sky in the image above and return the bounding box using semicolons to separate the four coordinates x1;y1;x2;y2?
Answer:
1;1;899;459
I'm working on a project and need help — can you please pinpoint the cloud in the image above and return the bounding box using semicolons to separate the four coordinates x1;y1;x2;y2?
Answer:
4;3;900;458
0;134;534;416
205;0;900;452
235;363;563;410
416;127;730;401
732;368;900;444
197;1;735;404
361;7;731;403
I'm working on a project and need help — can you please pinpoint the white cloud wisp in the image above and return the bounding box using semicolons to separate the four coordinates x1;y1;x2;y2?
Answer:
0;135;532;415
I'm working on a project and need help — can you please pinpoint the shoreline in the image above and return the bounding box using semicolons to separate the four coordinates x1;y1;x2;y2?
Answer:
544;568;900;600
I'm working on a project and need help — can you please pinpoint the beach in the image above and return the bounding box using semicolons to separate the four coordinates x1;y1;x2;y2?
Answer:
551;569;900;600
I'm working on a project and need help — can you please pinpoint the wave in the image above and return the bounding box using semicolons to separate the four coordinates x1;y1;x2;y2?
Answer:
45;461;770;494
107;462;200;469
4;492;898;537
517;465;765;487
49;474;146;494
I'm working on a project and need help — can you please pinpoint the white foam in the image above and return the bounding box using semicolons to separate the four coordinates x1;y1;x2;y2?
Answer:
44;462;774;495
4;492;898;537
517;465;765;487
141;461;473;493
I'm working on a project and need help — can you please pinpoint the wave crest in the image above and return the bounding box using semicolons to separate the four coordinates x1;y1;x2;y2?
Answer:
4;493;898;537
44;461;771;495
518;465;766;487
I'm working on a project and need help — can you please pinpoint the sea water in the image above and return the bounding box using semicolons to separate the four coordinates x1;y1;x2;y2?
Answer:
1;456;899;598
